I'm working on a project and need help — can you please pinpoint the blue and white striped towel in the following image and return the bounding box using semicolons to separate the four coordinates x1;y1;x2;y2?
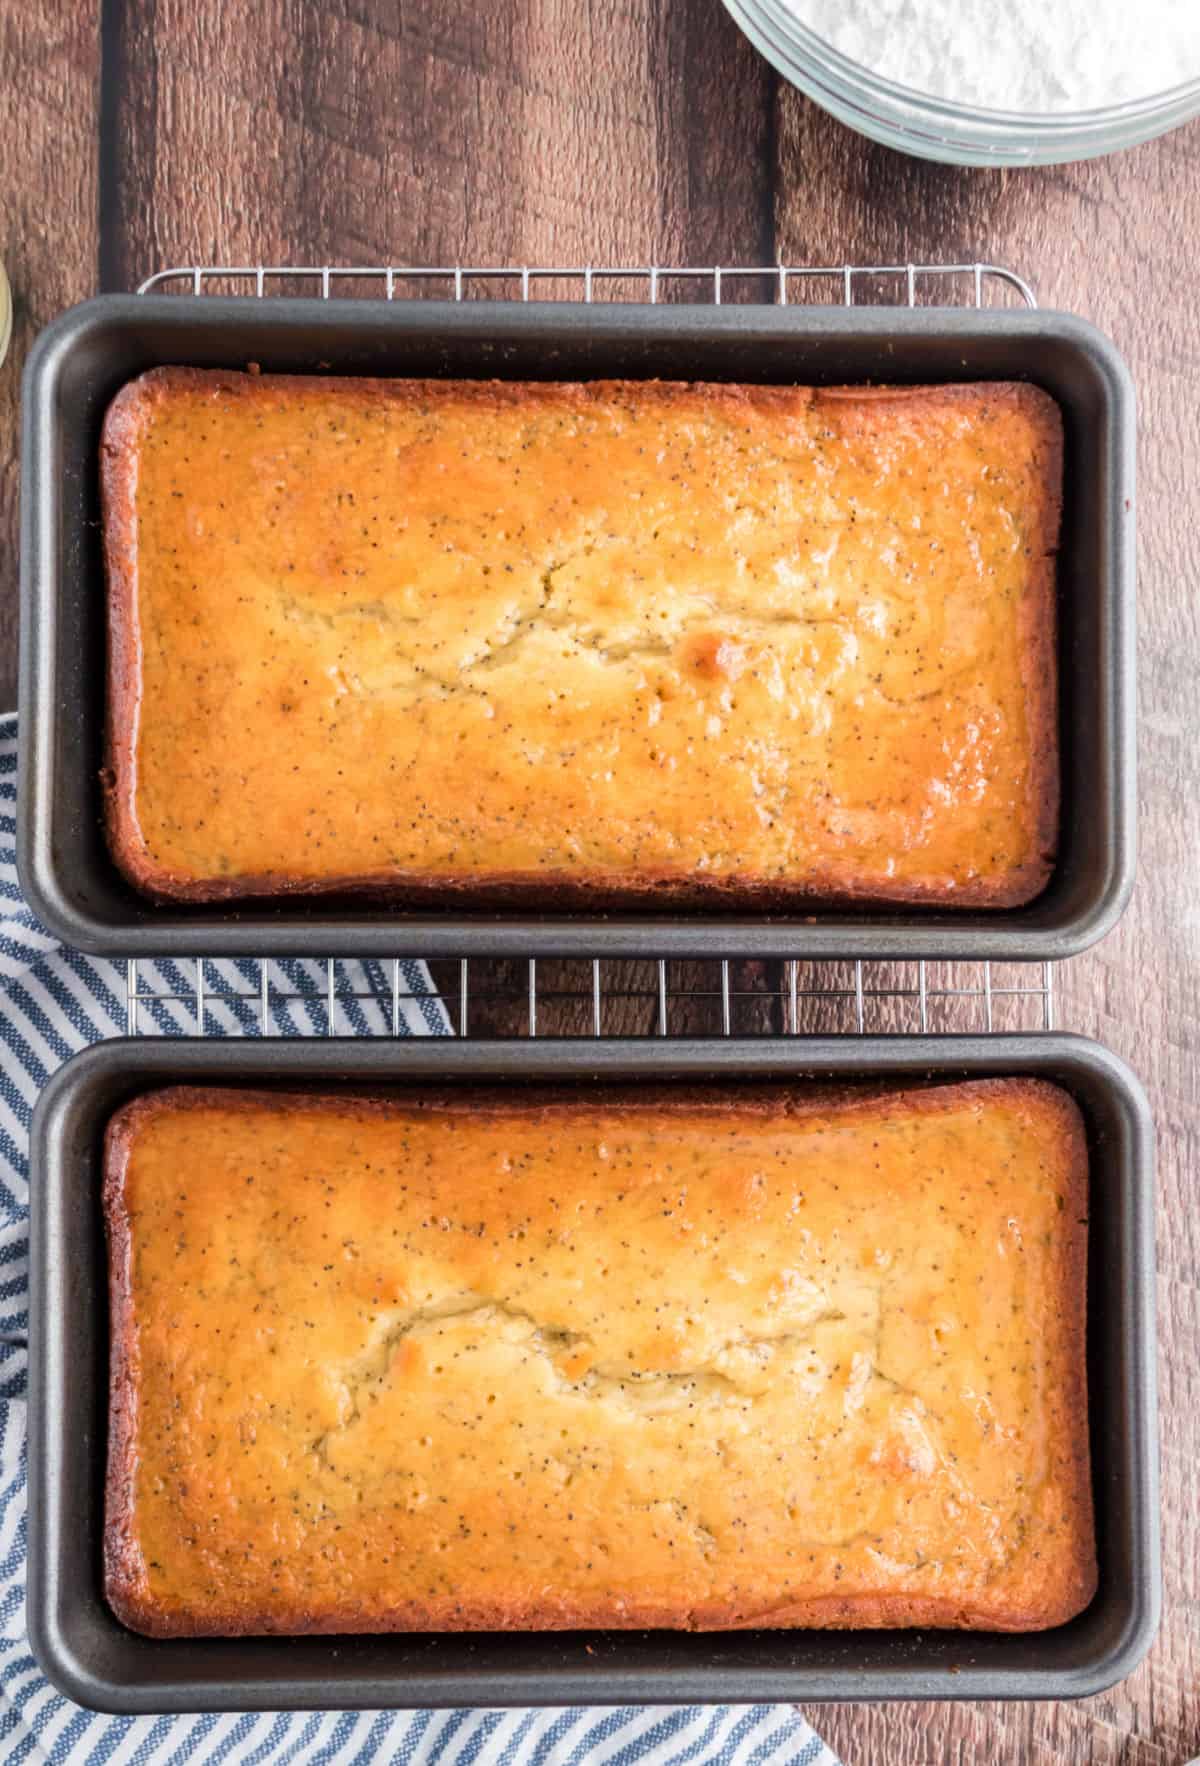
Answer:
0;713;838;1764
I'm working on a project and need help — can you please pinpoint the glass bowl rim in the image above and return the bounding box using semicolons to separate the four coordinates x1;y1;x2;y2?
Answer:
750;0;1200;130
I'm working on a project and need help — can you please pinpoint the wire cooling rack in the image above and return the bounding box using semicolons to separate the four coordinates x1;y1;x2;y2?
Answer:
138;261;1038;307
127;258;1052;1039
123;956;1055;1038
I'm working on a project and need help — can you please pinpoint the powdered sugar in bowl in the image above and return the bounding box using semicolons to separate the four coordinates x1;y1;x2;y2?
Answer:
720;0;1200;164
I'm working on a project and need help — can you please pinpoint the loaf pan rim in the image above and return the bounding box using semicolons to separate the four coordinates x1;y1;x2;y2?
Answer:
28;1032;1159;1711
18;293;1136;958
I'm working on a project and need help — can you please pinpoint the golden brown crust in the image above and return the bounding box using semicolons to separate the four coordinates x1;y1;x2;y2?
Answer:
101;377;150;902
1008;384;1062;900
102;370;1061;911
102;1097;144;1636
104;1078;1093;1638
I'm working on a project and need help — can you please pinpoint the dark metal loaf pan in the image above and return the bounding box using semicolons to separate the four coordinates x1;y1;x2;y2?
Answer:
29;1034;1158;1713
19;294;1135;959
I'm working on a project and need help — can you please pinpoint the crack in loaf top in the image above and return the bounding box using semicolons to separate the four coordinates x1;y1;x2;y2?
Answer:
101;371;1061;908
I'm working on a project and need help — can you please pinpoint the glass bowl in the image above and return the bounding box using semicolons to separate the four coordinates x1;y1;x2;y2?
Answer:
721;0;1200;166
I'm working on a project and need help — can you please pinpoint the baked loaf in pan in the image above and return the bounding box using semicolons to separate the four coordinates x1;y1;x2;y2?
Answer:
101;370;1061;909
104;1080;1094;1638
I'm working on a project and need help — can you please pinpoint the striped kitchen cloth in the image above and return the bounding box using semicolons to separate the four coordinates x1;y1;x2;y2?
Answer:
0;714;838;1764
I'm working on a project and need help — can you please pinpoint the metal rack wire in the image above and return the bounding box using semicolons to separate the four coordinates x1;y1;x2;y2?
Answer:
128;258;1052;1039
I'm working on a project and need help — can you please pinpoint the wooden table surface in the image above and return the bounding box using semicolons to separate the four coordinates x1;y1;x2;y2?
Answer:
3;2;1198;1761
